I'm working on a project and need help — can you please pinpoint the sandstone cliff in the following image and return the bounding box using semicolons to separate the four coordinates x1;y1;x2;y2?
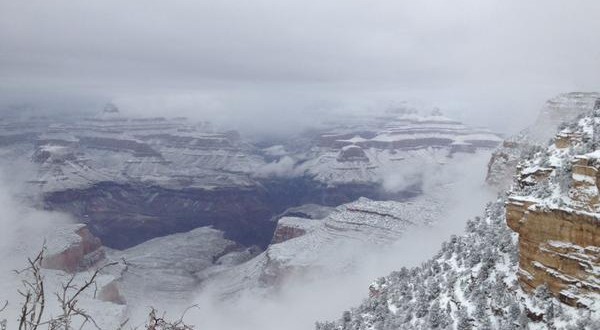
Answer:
506;109;600;307
42;224;104;273
270;217;318;244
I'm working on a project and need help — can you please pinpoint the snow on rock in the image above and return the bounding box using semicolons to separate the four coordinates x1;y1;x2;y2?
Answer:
319;93;600;330
303;110;501;186
486;92;600;190
506;108;600;308
336;145;369;163
271;216;321;244
197;191;446;300
0;113;264;193
0;106;500;252
102;227;251;308
531;92;600;142
42;224;104;273
317;200;600;330
0;104;502;326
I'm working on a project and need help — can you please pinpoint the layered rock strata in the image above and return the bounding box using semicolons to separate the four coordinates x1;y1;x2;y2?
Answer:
507;197;599;306
507;111;600;307
43;224;104;273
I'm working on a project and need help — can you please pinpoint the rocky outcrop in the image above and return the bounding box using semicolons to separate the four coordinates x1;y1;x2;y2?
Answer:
336;145;369;162
32;145;77;164
506;111;600;307
199;193;446;300
271;217;313;244
43;225;105;273
487;92;600;190
570;156;600;209
98;280;126;305
486;140;526;188
507;198;600;307
103;227;245;307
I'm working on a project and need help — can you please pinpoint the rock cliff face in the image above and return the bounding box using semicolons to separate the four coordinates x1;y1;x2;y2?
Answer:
486;92;600;190
506;109;600;307
302;110;501;186
270;217;312;244
507;199;600;306
43;224;104;273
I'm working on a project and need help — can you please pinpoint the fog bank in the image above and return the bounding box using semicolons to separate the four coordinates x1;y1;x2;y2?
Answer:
2;1;600;135
177;151;495;330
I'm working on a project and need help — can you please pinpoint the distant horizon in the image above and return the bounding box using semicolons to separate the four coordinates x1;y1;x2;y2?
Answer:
3;1;600;137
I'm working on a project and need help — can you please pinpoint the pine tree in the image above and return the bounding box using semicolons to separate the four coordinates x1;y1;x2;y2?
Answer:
456;309;472;330
427;300;445;329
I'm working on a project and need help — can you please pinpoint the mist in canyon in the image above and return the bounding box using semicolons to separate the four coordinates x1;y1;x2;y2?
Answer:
0;143;494;328
124;152;497;330
2;0;600;329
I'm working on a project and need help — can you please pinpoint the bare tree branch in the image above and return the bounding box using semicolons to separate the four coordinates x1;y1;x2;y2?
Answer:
145;305;197;330
9;246;198;330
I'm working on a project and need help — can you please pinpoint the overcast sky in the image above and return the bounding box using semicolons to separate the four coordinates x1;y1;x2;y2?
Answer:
1;0;599;134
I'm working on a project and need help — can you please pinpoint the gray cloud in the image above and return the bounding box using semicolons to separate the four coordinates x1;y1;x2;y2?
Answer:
1;0;599;134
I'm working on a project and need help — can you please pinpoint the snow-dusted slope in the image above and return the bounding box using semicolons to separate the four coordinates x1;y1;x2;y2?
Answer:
318;96;600;330
0;106;501;193
195;177;465;301
506;111;600;308
102;227;256;308
0;111;278;249
294;110;501;186
317;200;595;330
24;115;263;192
487;92;600;189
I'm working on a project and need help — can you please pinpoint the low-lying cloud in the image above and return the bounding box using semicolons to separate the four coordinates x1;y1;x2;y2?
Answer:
177;151;495;330
0;163;78;324
253;156;302;178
